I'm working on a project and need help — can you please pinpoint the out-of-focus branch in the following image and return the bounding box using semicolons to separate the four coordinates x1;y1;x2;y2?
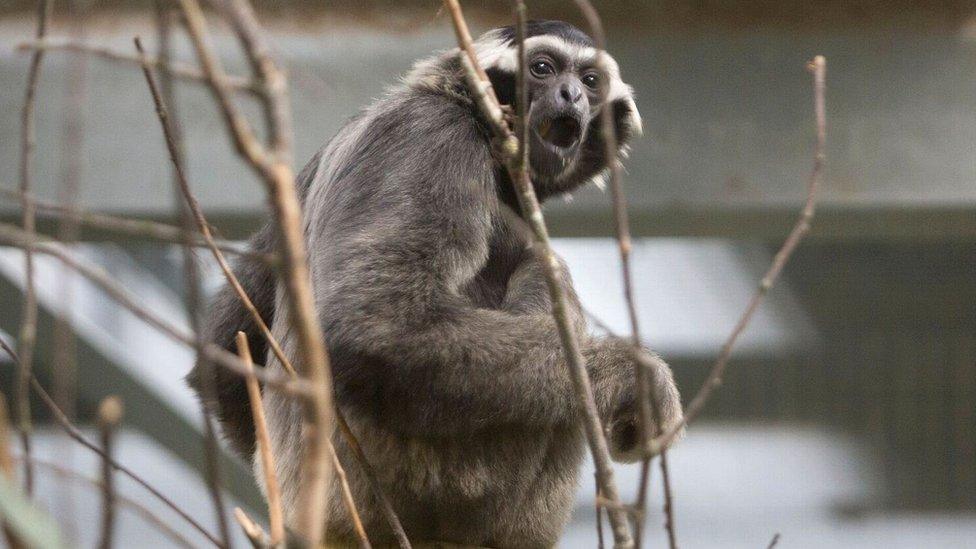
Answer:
15;0;53;497
235;332;286;547
16;39;260;94
0;222;311;398
96;396;123;549
0;187;275;264
653;56;827;452
175;0;335;541
17;456;195;549
234;507;270;549
0;339;223;548
570;2;675;547
444;2;633;547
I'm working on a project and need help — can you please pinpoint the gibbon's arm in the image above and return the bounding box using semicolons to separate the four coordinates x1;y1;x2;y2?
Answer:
298;94;633;437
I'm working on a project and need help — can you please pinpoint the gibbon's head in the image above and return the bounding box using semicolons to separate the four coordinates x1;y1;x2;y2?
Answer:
474;20;643;197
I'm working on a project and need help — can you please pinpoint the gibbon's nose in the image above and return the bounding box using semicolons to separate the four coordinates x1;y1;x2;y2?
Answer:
557;81;583;105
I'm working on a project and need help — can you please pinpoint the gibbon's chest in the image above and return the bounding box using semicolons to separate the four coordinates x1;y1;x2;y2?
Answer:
462;218;530;309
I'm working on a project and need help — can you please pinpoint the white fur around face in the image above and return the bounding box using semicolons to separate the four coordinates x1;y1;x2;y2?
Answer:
473;33;641;136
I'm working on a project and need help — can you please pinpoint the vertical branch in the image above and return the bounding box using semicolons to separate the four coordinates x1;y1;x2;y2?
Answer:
96;396;123;549
135;33;234;548
570;2;675;547
445;1;636;547
15;0;53;496
234;332;286;547
654;56;827;450
174;1;335;541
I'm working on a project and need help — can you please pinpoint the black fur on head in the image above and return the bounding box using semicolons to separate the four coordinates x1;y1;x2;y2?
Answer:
492;19;596;49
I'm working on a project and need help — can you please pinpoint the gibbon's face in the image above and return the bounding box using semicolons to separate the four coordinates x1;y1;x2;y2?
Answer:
477;21;642;190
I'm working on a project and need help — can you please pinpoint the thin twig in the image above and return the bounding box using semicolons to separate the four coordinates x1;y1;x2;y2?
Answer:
135;36;296;378
97;396;123;549
0;339;224;548
445;1;632;546
176;0;335;541
335;411;412;549
234;507;270;549
327;442;371;549
0;187;273;263
15;456;195;549
570;2;675;547
653;56;827;452
767;533;781;549
135;28;234;548
235;332;286;546
15;0;53;497
16;39;260;94
0;222;311;398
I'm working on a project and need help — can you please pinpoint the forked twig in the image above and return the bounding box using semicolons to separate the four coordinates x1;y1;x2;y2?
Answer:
653;56;827;452
444;1;633;547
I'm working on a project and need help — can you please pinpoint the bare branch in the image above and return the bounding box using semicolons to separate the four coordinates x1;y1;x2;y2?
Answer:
0;340;224;548
96;396;123;549
653;55;827;452
0;187;274;264
235;332;286;546
15;0;53;497
444;1;633;546
135;28;234;547
175;1;336;540
570;2;676;546
767;533;782;549
16;39;260;94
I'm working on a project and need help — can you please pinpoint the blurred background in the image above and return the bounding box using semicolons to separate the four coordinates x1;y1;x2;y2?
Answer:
1;1;975;547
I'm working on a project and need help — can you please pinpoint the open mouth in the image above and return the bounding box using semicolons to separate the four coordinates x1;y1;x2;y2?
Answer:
536;115;581;150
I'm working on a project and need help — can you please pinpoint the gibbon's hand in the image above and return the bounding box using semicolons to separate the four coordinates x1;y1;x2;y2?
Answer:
586;337;683;463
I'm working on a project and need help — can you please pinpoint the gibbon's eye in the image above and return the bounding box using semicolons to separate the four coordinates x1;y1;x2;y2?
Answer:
581;72;599;90
530;60;555;78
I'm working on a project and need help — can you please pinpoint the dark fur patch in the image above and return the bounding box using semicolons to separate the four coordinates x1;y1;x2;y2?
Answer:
494;19;595;48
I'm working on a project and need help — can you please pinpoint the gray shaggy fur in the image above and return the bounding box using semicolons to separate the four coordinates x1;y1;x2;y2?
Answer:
188;20;682;548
